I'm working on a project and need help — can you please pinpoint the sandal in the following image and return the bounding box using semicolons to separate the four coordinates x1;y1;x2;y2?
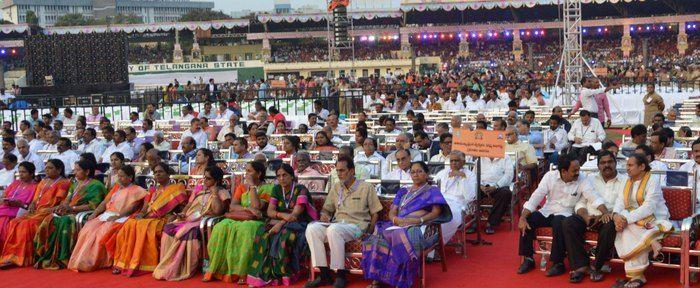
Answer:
589;269;604;282
623;279;645;288
569;271;585;283
611;279;628;288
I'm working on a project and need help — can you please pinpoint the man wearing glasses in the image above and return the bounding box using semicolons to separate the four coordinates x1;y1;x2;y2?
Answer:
434;151;477;246
430;133;453;163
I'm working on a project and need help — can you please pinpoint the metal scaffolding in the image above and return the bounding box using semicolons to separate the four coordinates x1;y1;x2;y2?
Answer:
326;1;355;63
560;0;583;105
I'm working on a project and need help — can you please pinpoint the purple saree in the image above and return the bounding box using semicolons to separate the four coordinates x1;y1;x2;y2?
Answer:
361;185;451;288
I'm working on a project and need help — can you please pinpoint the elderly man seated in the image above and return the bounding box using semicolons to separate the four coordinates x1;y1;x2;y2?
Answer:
385;149;411;181
435;151;477;245
296;151;327;193
612;154;672;288
505;126;538;170
171;136;197;174
303;156;382;288
562;150;625;283
384;133;422;175
354;137;385;180
518;153;607;277
568;110;606;164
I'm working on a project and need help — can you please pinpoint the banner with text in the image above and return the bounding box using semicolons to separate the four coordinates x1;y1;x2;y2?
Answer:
452;128;506;158
128;60;264;75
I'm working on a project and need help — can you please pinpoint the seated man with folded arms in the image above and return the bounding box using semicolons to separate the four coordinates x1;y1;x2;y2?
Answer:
304;156;383;288
477;150;515;235
434;151;477;246
568;110;606;164
518;153;607;277
612;153;672;288
562;150;626;283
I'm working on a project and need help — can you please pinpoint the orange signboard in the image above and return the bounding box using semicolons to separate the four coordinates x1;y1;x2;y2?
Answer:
452;128;506;158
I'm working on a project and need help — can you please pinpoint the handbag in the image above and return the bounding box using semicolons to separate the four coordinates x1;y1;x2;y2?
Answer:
224;209;257;221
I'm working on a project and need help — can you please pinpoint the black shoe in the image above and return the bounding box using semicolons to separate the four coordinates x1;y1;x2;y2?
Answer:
517;258;535;274
333;275;348;288
546;263;566;277
303;277;333;288
569;271;585;283
589;268;604;282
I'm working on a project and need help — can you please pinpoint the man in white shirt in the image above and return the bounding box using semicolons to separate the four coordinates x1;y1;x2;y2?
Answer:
201;102;218;120
430;133;453;163
180;105;195;121
77;128;105;159
313;100;330;124
307;113;323;132
679;138;700;209
435;151;477;244
353;138;385;180
449;115;462;133
49;138;80;175
384;149;411;181
216;101;235;120
62;108;77;127
382;118;402;135
635;144;668;185
217;115;243;142
384;133;422;175
478;154;514;234
544;116;570;165
568;110;606;163
0;138;20;160
22;130;44;155
251;130;277;153
17;139;44;173
517;153;607;276
326;114;348;135
464;90;486;111
569;77;620;119
650;130;676;160
620;124;648;150
129;112;143;126
100;130;134;163
139;119;157;138
562;150;625;282
443;93;465;111
0;153;17;187
179;118;208;149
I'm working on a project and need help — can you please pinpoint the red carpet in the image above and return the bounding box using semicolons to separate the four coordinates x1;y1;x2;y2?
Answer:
0;229;683;288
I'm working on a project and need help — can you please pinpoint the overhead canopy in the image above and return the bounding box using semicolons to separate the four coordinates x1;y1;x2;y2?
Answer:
43;19;249;35
400;0;643;11
0;24;29;34
257;10;403;23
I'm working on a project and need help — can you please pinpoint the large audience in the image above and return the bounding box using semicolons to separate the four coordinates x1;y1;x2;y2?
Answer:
0;64;699;288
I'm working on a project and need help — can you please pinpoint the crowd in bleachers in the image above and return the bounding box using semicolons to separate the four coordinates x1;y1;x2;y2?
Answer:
128;44;173;64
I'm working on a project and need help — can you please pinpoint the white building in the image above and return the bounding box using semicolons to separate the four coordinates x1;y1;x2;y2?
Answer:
1;0;215;26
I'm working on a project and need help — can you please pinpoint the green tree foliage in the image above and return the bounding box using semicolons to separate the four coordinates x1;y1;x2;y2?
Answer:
179;9;231;21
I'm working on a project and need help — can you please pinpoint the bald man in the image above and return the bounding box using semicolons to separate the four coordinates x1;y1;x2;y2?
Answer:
434;151;477;243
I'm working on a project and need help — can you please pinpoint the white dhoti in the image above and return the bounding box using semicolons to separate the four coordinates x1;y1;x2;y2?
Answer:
441;195;465;243
615;220;672;279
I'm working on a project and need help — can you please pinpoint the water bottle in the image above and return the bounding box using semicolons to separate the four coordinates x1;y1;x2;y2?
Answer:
540;256;547;271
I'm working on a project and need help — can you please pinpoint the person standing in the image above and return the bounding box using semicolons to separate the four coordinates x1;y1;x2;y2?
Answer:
643;83;665;126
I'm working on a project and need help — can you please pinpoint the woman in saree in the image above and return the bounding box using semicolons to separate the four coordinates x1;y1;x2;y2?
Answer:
362;161;452;288
277;135;300;161
104;152;125;190
152;165;229;281
189;148;216;176
0;159;71;268
0;162;38;248
312;131;338;152
112;162;188;276
203;161;273;283
68;165;148;272
34;160;107;269
246;163;318;287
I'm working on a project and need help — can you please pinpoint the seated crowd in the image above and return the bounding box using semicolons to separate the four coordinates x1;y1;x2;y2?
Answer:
0;76;698;288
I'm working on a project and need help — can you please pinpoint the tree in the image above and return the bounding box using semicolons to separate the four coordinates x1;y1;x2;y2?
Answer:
25;10;38;26
179;9;232;22
54;13;88;26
